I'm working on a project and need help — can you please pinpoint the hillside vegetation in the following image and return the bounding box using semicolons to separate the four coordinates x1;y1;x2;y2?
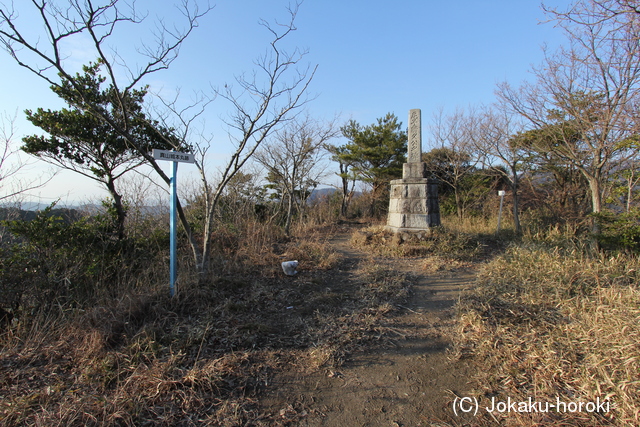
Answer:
0;195;637;425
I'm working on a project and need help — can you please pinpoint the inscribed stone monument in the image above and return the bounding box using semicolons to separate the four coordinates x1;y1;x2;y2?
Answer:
386;109;440;232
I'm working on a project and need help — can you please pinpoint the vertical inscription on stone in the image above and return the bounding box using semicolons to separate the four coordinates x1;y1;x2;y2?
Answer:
408;109;421;163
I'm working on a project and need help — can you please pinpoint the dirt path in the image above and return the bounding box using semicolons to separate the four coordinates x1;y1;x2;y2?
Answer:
261;229;479;426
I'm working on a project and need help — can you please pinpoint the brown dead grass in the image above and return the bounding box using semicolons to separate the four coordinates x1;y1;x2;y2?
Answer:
454;244;640;426
0;226;411;426
349;223;498;262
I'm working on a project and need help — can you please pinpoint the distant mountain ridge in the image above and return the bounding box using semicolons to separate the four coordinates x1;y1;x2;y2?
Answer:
306;187;337;204
3;188;359;216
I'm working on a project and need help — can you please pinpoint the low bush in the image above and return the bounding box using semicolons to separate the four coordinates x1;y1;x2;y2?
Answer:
594;209;640;252
0;203;166;317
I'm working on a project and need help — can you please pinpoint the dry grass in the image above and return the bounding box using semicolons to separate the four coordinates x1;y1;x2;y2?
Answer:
349;222;497;261
280;237;340;271
454;244;640;426
441;215;505;235
0;226;411;426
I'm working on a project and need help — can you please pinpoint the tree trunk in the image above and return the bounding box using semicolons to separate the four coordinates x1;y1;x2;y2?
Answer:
369;183;379;218
510;166;521;234
626;169;637;213
341;192;348;217
587;176;602;214
584;172;603;234
284;192;294;236
105;177;126;240
455;188;463;220
340;172;349;217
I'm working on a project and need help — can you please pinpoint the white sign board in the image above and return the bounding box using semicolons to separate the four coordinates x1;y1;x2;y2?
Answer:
152;149;195;164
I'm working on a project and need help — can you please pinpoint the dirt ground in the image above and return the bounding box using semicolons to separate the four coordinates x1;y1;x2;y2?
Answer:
260;229;480;427
0;225;484;426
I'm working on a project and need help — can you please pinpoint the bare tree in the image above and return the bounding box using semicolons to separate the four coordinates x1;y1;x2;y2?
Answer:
0;1;316;277
469;105;527;233
426;107;480;219
543;0;640;40
255;114;338;235
497;0;640;220
0;111;54;202
174;3;316;274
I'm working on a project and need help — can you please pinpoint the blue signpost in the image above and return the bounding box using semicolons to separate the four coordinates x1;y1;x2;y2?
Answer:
153;149;195;297
169;160;178;297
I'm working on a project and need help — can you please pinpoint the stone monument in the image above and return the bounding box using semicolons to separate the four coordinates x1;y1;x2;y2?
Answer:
386;109;440;233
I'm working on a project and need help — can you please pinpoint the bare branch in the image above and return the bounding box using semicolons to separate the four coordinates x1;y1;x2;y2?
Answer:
0;111;56;201
498;0;640;217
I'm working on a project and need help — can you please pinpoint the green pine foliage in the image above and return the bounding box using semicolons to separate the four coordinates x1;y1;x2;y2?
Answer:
338;113;407;189
21;61;183;238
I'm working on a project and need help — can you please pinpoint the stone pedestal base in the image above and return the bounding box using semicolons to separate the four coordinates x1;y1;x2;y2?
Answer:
386;177;440;233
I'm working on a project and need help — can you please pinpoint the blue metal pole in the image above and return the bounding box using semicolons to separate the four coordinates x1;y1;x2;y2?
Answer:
170;161;178;297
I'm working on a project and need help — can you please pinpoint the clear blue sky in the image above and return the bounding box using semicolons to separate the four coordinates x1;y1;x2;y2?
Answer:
0;0;570;204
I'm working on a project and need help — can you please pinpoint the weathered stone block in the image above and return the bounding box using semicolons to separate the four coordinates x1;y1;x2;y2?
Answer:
403;162;428;179
410;199;428;213
408;185;427;199
387;212;405;228
405;214;429;229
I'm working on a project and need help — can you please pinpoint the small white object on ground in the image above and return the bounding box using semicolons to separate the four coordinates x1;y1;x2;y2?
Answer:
281;260;298;276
